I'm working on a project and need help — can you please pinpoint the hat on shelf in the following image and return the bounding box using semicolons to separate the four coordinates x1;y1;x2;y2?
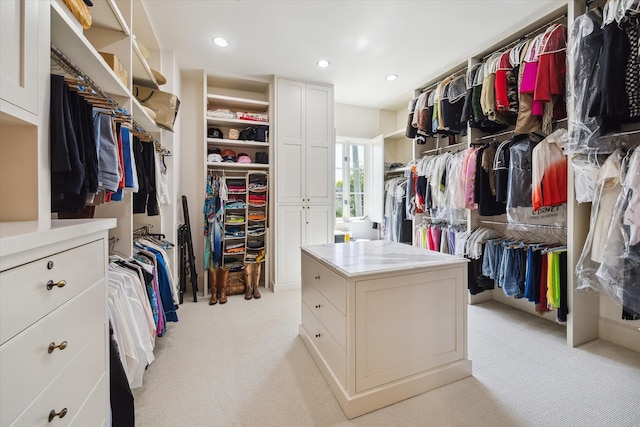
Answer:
229;129;240;140
208;127;223;139
208;147;222;155
255;152;268;164
221;149;237;162
237;153;252;163
208;153;223;162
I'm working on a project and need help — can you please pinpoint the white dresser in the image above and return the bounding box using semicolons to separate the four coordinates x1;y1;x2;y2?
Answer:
0;219;116;427
300;240;472;419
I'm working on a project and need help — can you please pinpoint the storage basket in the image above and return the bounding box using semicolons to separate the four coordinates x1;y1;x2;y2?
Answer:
226;270;246;295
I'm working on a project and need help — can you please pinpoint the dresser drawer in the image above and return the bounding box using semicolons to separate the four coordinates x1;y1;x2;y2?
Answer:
8;329;106;427
301;254;346;314
302;303;346;387
302;283;346;350
69;374;108;427
0;281;106;427
0;240;104;344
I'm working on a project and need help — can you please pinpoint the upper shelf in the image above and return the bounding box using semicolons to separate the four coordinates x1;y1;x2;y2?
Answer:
206;117;270;127
384;129;410;142
132;38;159;89
51;0;129;98
207;94;269;112
91;0;131;35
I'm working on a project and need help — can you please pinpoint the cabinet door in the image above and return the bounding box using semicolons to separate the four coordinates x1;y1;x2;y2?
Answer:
305;84;334;204
0;0;39;115
276;79;306;204
305;205;333;247
275;205;304;284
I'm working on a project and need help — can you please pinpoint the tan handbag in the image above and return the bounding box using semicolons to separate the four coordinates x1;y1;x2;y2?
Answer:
133;85;181;132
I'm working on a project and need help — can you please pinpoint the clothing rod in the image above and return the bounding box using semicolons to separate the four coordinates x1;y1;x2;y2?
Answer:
420;141;468;154
480;13;566;61
52;45;164;149
476;129;515;141
606;128;640;138
51;46;113;104
477;220;567;230
420;66;468;93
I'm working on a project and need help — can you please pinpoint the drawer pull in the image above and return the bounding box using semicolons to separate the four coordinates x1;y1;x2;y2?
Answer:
315;304;321;309
314;275;320;280
48;341;68;353
315;333;321;338
46;280;66;290
48;408;68;422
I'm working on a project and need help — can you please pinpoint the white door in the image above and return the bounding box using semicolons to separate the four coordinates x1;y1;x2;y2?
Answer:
305;205;333;246
275;205;304;284
305;84;334;204
276;78;306;204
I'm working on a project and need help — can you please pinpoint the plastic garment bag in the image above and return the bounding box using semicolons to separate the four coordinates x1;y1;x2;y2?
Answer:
566;9;610;154
576;149;624;293
595;147;640;318
571;153;602;203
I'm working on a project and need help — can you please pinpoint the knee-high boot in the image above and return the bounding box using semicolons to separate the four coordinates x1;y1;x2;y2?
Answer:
217;266;228;304
244;263;254;300
252;263;262;299
208;268;217;305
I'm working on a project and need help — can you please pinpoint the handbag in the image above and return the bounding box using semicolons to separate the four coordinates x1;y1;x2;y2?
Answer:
133;85;181;132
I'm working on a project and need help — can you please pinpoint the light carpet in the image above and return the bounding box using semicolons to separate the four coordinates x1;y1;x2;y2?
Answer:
133;290;640;427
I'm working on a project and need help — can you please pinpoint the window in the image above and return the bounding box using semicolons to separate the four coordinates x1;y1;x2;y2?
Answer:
335;137;370;221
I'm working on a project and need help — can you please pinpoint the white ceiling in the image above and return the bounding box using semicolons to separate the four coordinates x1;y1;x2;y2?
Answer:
143;0;565;111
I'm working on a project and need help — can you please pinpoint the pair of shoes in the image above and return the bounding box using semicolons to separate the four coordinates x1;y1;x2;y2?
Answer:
243;263;262;300
208;267;229;305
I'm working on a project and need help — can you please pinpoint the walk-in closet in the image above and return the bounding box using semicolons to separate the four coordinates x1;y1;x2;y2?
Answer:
0;1;638;426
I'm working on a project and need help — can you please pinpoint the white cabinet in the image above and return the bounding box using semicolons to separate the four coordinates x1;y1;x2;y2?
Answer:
0;0;40;117
0;219;115;427
300;241;472;419
275;78;334;205
275;205;333;286
273;77;334;289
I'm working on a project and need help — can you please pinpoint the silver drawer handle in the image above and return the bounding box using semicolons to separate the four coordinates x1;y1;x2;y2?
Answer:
48;341;68;353
46;280;66;290
48;407;68;422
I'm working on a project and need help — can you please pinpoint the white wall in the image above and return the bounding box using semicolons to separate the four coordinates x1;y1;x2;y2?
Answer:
335;103;380;139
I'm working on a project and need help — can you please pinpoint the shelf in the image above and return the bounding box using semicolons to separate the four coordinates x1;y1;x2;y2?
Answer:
206;117;270;127
207;162;269;170
224;236;245;240
207;94;269;112
132;38;159;89
51;0;129;98
384;129;409;142
223;252;246;256
131;97;160;133
207;138;269;148
91;0;131;35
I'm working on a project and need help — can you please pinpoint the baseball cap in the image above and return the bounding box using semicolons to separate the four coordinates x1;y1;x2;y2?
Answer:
208;153;223;162
237;153;252;163
208;127;223;139
221;149;237;162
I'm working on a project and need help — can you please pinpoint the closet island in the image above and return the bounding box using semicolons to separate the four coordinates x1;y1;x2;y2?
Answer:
299;240;471;418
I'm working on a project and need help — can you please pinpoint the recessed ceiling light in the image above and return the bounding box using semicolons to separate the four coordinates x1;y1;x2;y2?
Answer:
213;37;230;48
317;59;330;68
386;74;398;81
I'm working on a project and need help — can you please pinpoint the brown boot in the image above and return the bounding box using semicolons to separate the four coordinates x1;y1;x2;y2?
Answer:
252;263;262;299
244;263;254;300
217;267;228;304
208;268;217;305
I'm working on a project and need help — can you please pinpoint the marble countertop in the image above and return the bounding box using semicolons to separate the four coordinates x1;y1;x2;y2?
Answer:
302;240;467;278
